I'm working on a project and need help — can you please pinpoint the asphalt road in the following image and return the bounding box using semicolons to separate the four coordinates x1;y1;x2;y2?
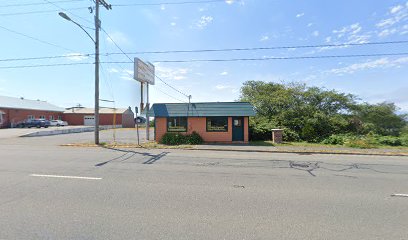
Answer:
0;132;408;239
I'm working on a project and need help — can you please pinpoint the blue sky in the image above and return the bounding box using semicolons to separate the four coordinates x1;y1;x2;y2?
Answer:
0;0;408;113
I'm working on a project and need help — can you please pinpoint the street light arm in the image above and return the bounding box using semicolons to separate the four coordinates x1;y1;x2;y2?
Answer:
71;20;96;44
59;12;95;44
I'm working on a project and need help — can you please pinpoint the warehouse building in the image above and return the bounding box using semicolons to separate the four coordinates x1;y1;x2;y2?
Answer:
63;107;135;128
0;95;64;128
149;102;256;143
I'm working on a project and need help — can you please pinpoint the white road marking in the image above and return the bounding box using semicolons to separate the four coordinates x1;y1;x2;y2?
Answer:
30;174;102;180
391;193;408;198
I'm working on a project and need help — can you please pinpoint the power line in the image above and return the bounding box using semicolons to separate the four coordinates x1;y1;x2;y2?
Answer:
0;24;76;52
109;40;408;55
101;28;190;99
112;0;226;7
0;62;92;69
153;86;188;103
43;0;94;26
1;39;408;62
2;52;408;66
0;7;87;17
0;0;225;16
155;75;190;97
151;52;408;63
2;52;408;69
0;0;86;8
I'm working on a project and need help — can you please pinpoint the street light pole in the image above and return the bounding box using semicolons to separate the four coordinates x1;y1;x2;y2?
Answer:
94;0;100;144
59;0;111;145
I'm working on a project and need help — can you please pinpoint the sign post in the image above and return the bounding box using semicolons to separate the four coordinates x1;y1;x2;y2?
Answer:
134;58;155;141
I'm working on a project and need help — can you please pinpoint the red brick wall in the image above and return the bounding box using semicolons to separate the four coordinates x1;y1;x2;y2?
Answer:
155;116;249;143
244;116;249;142
0;108;63;128
122;112;135;128
155;117;168;142
63;113;124;126
187;117;233;142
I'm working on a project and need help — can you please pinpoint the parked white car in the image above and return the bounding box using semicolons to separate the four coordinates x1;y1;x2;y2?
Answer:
49;120;68;127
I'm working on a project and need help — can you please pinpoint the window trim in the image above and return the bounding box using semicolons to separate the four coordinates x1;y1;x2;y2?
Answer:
167;117;188;132
206;116;229;132
27;115;34;120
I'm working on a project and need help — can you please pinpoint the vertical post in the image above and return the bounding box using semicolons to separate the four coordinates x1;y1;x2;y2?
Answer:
140;82;144;113
135;107;140;145
146;83;150;141
94;0;100;144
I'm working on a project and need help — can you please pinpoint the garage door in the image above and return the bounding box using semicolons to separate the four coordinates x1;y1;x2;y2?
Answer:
84;116;95;126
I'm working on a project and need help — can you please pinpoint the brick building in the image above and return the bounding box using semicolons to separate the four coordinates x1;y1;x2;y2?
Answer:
63;107;135;128
0;96;64;128
149;102;256;143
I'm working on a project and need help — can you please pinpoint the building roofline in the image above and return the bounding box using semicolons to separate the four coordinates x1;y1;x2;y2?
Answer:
151;101;251;105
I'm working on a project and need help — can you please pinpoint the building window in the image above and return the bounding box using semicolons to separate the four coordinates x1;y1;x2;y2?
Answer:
27;115;34;120
49;115;54;120
39;115;45;119
206;117;228;132
0;114;3;125
58;116;62;120
167;117;187;132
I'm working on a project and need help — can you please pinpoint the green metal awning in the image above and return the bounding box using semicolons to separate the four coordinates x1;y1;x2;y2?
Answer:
149;102;256;117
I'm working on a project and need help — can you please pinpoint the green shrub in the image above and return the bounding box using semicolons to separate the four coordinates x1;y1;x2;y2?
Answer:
186;131;204;145
160;132;203;145
160;133;186;145
282;128;300;142
344;139;377;149
321;134;347;145
376;136;402;146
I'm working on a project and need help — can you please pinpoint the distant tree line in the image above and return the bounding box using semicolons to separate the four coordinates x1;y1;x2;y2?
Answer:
240;81;407;145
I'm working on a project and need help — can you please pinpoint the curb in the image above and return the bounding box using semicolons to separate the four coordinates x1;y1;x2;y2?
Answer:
60;143;408;157
174;147;408;157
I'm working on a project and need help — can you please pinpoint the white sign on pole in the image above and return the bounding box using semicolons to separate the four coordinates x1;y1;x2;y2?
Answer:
134;58;155;85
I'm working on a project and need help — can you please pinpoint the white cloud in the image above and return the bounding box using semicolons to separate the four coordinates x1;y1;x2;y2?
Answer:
390;5;403;14
225;0;234;4
170;22;176;26
312;30;319;37
106;31;130;45
108;68;119;73
378;28;397;37
296;13;305;18
307;23;313;27
376;3;408;28
215;84;237;93
215;85;229;90
156;64;190;81
375;3;408;38
195;16;213;29
328;57;408;75
259;35;269;41
64;53;88;61
220;71;228;76
160;4;166;10
320;23;370;51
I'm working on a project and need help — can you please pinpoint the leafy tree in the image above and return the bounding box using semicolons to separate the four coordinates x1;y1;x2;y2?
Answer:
240;80;406;142
353;102;406;136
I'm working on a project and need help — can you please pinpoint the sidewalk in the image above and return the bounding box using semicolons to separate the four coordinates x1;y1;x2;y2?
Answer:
189;144;408;156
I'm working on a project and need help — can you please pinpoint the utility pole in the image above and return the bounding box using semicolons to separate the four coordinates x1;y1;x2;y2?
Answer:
94;0;111;145
146;83;150;141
